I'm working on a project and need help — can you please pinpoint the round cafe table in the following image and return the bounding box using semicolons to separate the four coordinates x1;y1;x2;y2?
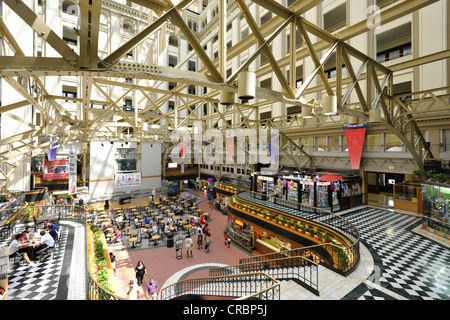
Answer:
127;231;135;236
129;237;138;248
151;235;160;246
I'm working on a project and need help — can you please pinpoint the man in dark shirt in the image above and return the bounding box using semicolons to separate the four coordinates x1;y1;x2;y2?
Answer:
48;225;58;241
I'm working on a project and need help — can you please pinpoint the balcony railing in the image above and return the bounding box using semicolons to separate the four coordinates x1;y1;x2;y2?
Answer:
160;272;280;300
209;255;319;296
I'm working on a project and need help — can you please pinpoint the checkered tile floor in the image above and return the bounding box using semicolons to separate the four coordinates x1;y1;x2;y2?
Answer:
1;224;68;300
341;207;450;300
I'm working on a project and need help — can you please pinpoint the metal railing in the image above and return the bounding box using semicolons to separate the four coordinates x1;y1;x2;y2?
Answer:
233;191;360;274
209;255;319;296
160;272;280;300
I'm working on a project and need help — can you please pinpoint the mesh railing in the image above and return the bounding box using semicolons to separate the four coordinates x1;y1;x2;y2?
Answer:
160;272;280;300
209;255;319;296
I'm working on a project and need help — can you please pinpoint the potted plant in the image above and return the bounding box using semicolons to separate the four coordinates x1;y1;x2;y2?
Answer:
315;232;323;241
323;235;332;243
436;173;445;183
412;170;423;181
422;172;430;181
279;217;286;225
298;225;307;234
446;175;450;184
307;228;315;237
292;223;300;231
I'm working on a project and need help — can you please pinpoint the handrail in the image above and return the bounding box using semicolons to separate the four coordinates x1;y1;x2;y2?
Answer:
209;255;319;295
160;272;280;300
232;191;360;274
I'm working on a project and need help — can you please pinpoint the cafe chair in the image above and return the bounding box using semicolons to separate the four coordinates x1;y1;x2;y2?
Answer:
134;238;142;248
9;255;25;267
121;239;130;250
38;246;55;262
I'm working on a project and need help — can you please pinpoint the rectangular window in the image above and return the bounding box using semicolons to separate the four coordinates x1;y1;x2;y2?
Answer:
365;134;382;152
328;136;340;152
444;130;450;152
323;3;346;32
260;12;272;26
314;136;327;152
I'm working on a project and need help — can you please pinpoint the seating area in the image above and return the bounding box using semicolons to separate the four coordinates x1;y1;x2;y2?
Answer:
87;194;207;250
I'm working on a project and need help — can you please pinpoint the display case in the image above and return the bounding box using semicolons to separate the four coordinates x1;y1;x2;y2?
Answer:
340;177;363;210
394;182;421;213
228;216;254;249
300;181;315;206
422;184;450;237
287;181;298;202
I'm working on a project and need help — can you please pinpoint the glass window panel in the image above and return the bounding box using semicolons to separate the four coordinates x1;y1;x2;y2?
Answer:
314;136;327;152
444;130;450;152
365;134;382;152
328;136;340;152
385;134;403;152
342;135;348;152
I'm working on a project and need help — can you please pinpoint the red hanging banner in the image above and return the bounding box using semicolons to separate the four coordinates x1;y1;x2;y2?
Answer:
344;127;367;169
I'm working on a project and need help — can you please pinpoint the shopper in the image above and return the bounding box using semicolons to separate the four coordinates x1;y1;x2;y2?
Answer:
145;278;158;300
109;252;117;275
134;260;147;286
197;227;203;250
126;279;139;300
205;232;212;253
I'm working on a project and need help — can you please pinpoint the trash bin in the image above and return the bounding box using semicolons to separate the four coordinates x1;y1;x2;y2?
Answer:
166;232;174;248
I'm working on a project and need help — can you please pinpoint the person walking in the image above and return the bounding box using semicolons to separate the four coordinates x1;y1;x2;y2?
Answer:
205;232;212;253
127;280;139;300
134;260;147;286
197;226;203;250
145;278;159;300
109;252;117;275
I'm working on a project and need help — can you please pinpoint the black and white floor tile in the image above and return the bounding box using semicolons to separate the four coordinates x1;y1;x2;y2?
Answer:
342;207;450;300
2;223;69;300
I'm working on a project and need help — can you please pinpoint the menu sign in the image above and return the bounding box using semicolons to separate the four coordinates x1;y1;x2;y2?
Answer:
43;160;69;180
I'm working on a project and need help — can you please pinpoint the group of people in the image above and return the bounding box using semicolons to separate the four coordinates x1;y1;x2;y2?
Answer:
8;222;59;268
184;223;212;258
126;260;159;300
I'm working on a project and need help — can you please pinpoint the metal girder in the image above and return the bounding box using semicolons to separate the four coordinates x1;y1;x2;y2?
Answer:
3;0;79;66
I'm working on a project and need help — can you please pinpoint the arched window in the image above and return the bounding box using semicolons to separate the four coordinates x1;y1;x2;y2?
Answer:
123;20;135;33
168;35;178;47
192;22;197;32
62;0;78;15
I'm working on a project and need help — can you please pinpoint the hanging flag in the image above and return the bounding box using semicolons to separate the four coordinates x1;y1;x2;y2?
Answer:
344;124;368;169
159;24;167;56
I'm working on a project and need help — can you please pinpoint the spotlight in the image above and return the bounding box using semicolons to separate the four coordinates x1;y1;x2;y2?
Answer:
125;141;128;145
110;141;113;145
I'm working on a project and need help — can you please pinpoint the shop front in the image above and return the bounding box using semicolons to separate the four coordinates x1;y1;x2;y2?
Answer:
253;171;362;213
227;216;254;250
422;184;450;239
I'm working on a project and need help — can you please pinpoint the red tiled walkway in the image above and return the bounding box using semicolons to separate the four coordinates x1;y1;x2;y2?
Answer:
112;191;251;299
